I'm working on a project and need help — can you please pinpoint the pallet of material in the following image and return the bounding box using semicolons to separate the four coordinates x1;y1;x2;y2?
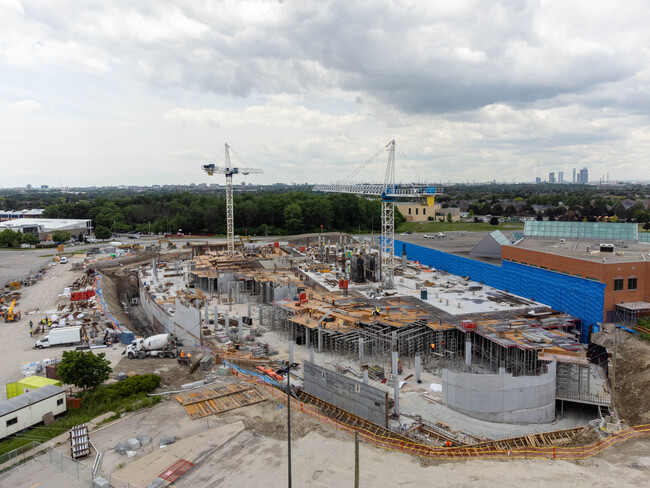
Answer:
175;384;268;419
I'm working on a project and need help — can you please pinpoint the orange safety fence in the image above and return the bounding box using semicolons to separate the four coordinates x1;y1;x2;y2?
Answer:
228;366;650;461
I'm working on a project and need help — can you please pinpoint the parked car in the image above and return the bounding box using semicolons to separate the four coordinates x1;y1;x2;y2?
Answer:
59;257;68;264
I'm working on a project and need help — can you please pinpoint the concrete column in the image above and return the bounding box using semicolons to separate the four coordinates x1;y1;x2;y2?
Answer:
258;307;263;326
415;353;421;383
204;301;209;325
247;301;251;321
363;370;369;385
309;346;315;363
225;312;230;335
394;380;400;416
213;306;218;330
392;351;399;377
305;328;310;349
238;316;243;342
289;340;294;365
358;337;364;364
318;326;323;353
465;335;472;367
402;252;407;268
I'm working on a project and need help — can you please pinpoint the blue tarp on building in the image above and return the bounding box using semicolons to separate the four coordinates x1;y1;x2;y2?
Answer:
394;240;605;341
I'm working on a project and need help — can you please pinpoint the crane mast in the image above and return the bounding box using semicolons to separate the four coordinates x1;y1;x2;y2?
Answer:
202;143;264;256
313;140;443;290
224;144;235;255
381;140;396;289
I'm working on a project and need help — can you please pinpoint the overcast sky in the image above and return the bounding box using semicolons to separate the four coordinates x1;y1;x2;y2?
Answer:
1;0;650;188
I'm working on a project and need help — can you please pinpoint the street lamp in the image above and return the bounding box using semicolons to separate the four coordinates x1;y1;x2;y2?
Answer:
280;361;298;488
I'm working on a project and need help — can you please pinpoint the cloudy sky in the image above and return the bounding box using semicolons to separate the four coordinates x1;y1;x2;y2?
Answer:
1;0;650;188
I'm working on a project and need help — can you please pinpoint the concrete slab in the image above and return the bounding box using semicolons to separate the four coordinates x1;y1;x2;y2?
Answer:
110;421;245;487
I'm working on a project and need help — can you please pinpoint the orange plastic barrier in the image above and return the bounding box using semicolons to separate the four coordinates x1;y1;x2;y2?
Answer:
230;366;650;461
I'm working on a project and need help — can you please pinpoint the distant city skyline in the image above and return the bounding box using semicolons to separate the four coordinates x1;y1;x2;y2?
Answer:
2;2;650;187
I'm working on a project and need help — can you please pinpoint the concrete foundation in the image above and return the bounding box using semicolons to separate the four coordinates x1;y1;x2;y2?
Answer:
442;360;556;424
304;362;388;427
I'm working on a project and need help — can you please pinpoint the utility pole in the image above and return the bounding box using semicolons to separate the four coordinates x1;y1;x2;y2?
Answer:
354;432;359;488
284;360;293;488
611;329;618;417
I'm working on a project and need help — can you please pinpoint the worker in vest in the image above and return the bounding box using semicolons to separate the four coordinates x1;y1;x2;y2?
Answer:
445;441;452;447
180;350;184;357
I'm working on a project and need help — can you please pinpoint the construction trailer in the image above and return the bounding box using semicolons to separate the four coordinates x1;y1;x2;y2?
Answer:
0;384;66;440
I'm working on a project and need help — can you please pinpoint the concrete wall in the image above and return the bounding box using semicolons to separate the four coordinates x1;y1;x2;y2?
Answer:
303;362;388;427
138;283;201;346
442;360;556;424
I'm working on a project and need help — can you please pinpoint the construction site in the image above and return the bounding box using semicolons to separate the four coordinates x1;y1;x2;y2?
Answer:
2;142;650;487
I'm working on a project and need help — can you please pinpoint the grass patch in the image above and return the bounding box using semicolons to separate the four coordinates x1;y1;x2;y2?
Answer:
0;375;161;457
397;221;524;233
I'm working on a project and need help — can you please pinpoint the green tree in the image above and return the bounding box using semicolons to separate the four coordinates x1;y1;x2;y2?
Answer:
52;230;71;243
58;350;112;391
283;202;303;233
0;229;21;248
489;216;499;225
94;225;111;240
21;233;40;246
446;212;453;223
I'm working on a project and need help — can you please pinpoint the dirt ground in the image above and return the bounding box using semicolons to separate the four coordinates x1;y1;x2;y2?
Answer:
71;392;650;487
592;325;650;426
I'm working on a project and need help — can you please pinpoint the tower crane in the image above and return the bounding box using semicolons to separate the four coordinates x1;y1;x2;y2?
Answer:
202;143;264;255
313;140;443;289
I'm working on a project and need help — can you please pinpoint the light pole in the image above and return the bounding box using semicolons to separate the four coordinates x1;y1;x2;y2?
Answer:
280;360;296;488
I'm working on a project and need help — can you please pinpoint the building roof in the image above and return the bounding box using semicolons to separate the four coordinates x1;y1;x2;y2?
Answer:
16;376;62;388
524;220;638;241
513;237;650;263
0;384;64;417
0;218;91;232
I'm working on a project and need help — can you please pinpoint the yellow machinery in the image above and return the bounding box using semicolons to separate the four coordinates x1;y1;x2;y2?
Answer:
8;281;21;290
158;239;177;250
4;300;21;323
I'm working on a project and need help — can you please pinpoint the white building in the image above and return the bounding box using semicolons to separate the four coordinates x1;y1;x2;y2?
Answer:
0;218;92;240
0;385;66;440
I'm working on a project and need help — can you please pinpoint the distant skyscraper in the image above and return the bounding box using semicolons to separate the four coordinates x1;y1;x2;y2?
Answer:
549;172;556;183
573;168;576;183
578;167;588;184
535;177;541;184
558;171;564;183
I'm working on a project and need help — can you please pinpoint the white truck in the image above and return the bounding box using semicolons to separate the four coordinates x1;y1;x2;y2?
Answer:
124;333;179;359
35;326;82;348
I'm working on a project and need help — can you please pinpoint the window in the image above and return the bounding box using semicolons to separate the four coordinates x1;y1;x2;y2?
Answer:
408;208;411;215
416;208;419;215
614;278;624;291
6;417;17;427
57;399;63;406
423;208;426;215
628;277;638;291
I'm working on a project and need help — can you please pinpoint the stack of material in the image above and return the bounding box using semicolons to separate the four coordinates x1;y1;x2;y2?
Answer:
70;424;90;459
368;365;385;380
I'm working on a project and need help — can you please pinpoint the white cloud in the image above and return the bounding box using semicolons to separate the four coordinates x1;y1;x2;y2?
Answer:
1;1;650;186
7;99;41;112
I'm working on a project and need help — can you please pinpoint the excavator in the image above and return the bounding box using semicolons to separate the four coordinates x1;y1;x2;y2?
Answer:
3;300;21;323
158;239;177;250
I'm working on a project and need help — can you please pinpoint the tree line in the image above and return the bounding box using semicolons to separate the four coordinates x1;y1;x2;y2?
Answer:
40;192;391;237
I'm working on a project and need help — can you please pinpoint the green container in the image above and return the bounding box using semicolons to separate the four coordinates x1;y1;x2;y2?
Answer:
420;289;428;300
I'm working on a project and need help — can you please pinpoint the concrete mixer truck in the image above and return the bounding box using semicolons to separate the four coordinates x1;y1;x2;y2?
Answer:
124;333;181;359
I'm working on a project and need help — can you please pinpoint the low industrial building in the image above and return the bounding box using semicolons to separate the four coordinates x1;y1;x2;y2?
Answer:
0;218;93;240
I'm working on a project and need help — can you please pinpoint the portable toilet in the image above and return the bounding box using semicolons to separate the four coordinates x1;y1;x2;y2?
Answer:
6;376;63;399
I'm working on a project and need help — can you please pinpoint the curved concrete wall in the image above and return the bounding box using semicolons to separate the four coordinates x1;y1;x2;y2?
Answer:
442;361;556;424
